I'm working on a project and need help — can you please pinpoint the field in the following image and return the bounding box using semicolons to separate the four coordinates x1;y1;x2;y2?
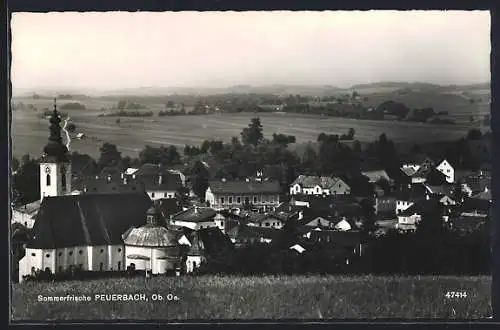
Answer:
11;275;492;321
12;108;482;160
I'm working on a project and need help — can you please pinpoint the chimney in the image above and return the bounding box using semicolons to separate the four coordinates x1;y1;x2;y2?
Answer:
158;175;163;185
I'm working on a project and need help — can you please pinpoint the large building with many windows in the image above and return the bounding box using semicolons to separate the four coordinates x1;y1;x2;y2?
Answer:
205;178;281;212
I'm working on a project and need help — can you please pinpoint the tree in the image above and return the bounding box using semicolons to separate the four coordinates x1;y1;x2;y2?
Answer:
348;128;355;139
12;157;20;172
191;161;210;201
241;117;264;146
66;123;76;133
12;155;39;205
98;143;122;169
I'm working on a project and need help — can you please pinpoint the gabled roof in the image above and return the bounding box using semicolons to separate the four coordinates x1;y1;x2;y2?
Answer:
28;192;152;249
208;179;281;195
226;224;281;241
132;163;172;176
291;175;349;189
424;184;453;196
158;198;183;218
171;206;216;223
471;188;491;201
360;170;391;183
187;227;233;255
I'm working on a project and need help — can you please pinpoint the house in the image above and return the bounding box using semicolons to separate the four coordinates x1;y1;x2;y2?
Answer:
122;203;187;274
305;230;364;257
460;172;491;197
246;213;285;229
183;227;234;273
169;206;218;230
11;200;41;229
289;175;351;196
435;159;455;183
396;198;445;232
18;192;153;282
226;224;281;247
375;196;397;215
395;184;427;214
126;164;184;200
212;212;241;234
81;174;144;195
205;178;281;212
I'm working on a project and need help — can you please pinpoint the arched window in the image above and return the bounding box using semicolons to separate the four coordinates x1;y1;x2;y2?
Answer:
46;174;51;186
118;261;121;270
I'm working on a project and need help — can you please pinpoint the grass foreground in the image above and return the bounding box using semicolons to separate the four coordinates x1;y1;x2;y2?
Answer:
11;275;492;321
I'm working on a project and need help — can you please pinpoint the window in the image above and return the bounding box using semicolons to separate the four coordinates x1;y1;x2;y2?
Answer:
58;252;62;257
151;192;155;198
46;174;51;186
118;248;122;252
236;197;241;204
253;196;258;203
266;222;270;227
100;249;104;254
228;197;233;204
164;192;168;197
46;254;50;258
220;197;225;204
45;267;51;273
79;250;83;255
118;261;121;270
31;253;36;257
69;251;73;256
270;195;275;203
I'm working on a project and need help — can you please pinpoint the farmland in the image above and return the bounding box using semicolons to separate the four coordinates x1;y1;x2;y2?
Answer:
11;275;492;320
12;109;482;160
11;86;489;159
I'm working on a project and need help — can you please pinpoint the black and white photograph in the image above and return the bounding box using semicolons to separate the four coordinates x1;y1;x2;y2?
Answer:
9;10;493;321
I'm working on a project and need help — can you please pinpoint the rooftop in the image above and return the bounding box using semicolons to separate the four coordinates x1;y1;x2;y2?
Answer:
208;179;281;195
171;206;217;223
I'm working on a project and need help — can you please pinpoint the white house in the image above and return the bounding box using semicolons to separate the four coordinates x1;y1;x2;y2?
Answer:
125;164;184;201
289;175;351;196
436;159;455;183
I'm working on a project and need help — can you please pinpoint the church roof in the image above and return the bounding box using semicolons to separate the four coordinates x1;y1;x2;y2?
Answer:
27;192;152;249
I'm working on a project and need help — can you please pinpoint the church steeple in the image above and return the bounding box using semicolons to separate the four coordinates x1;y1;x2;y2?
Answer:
41;98;69;162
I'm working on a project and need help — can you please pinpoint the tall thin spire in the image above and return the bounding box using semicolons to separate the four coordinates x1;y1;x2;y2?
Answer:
41;97;69;162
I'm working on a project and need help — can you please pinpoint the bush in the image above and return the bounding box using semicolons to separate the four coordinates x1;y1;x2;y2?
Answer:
59;102;86;110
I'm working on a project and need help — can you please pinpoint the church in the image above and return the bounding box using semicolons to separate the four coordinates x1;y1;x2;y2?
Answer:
16;101;232;283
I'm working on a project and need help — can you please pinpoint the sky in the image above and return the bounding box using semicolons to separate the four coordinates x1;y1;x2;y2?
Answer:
10;10;491;91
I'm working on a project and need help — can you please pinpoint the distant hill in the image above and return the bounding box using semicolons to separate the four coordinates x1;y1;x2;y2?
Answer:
13;81;489;98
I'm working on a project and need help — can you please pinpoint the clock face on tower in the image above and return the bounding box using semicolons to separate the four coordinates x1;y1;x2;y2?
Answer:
45;166;51;174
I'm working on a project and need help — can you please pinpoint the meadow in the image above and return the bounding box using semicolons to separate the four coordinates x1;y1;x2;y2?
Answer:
12;106;481;160
11;275;492;321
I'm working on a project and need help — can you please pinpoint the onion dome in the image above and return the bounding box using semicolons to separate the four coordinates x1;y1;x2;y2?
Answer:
41;98;69;162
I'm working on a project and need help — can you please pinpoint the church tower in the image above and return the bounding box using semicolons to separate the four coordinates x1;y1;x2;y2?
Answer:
39;99;71;200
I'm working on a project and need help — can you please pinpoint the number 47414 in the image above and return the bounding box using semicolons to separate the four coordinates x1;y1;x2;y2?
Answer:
445;291;468;299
